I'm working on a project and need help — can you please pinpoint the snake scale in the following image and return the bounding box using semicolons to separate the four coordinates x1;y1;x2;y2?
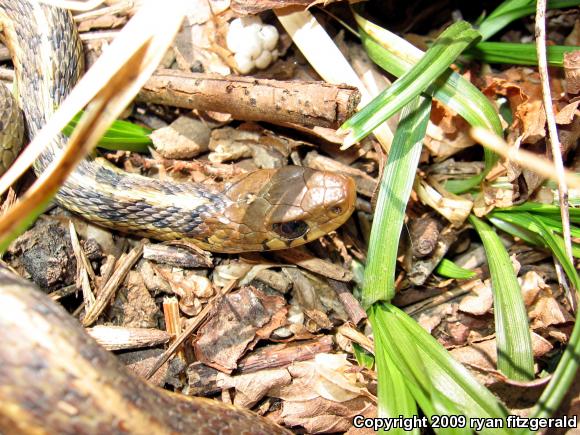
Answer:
0;1;357;433
0;0;356;253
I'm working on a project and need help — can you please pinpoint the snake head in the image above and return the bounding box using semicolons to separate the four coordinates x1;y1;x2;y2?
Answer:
206;166;356;252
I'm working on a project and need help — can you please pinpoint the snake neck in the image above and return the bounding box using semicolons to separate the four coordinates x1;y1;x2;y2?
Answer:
1;1;232;244
1;0;83;173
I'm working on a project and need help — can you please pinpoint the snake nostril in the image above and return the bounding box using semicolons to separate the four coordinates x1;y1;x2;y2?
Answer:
330;206;343;215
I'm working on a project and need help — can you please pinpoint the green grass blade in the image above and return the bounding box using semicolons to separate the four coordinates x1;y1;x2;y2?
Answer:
340;21;480;146
489;211;580;290
435;258;477;279
490;213;580;259
529;214;580;238
358;29;502;136
487;212;580;420
477;0;580;40
466;42;578;67
531;310;580;419
488;216;546;246
372;305;468;435
371;303;510;434
362;96;431;308
354;14;501;193
64;113;152;153
370;313;419;435
469;215;534;380
498;202;580;224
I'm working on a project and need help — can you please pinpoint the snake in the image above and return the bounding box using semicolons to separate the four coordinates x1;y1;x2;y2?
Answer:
0;0;356;254
0;2;356;433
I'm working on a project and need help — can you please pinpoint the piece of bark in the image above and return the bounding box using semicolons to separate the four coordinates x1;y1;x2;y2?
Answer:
137;70;360;129
237;335;335;373
150;116;211;159
194;286;286;373
107;270;160;328
86;325;172;351
7;217;77;291
281;267;332;330
405;225;458;286
82;242;144;326
118;348;169;387
253;269;293;294
0;267;290;434
187;362;224;396
143;243;213;268
231;0;316;14
273;247;353;282
328;279;367;324
563;51;580;95
408;214;441;258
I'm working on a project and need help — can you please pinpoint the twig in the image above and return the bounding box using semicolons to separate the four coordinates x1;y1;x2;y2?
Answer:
144;279;238;380
276;9;394;150
137;70;360;129
68;221;96;308
82;242;144;326
535;0;575;307
231;0;316;15
86;325;172;351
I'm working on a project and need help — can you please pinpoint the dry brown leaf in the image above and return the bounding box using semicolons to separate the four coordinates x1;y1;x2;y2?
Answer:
194;286;286;372
458;280;493;316
216;368;292;408
424;100;475;160
280;396;375;433
109;271;159;328
529;296;575;329
482;67;546;144
450;332;552;377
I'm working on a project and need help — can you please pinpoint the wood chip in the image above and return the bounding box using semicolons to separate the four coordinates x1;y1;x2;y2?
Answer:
274;247;353;282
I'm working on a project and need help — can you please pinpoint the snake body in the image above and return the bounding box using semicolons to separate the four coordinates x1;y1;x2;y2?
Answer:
0;0;355;253
0;2;355;433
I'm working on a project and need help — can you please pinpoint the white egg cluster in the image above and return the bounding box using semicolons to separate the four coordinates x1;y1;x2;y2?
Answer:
226;16;279;74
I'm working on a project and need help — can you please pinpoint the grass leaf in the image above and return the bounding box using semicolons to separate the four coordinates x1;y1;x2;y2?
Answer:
353;12;501;193
340;21;480;147
362;96;431;307
435;258;477;279
469;215;534;380
466;42;579;67
370;303;510;434
64;113;152;153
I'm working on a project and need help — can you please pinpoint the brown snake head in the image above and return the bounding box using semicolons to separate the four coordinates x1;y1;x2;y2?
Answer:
198;166;356;252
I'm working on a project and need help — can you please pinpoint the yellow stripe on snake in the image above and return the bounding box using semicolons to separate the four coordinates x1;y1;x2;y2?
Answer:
0;0;355;253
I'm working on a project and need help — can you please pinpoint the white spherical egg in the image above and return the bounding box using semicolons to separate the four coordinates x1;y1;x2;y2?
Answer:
236;32;263;59
270;48;279;62
258;25;279;51
234;52;255;74
226;19;244;52
254;50;272;69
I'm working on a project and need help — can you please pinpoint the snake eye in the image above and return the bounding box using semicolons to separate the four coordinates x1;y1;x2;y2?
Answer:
272;220;309;240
